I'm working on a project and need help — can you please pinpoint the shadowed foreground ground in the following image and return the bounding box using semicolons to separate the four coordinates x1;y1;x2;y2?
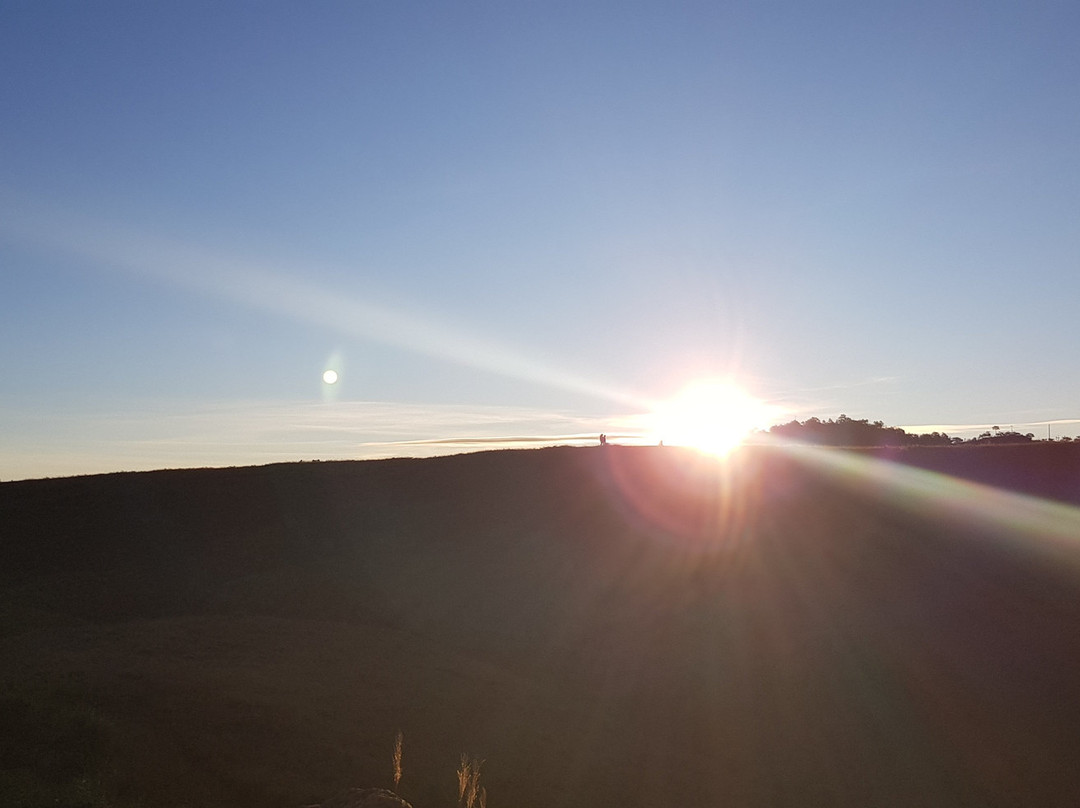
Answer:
2;444;1080;807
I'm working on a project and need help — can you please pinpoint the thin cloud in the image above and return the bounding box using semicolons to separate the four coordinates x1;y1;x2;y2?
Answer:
372;435;596;447
375;432;642;448
0;398;635;480
903;419;1080;435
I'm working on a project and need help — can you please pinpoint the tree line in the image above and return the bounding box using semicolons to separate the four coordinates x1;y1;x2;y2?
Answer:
761;414;1054;447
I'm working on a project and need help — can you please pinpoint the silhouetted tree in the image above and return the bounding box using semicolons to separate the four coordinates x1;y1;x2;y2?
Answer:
970;429;1035;445
768;416;935;447
765;417;1054;447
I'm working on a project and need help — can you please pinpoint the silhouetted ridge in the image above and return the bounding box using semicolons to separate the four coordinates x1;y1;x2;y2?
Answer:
3;445;1080;807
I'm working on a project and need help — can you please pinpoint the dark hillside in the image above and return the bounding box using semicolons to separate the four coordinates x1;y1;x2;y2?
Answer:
3;445;1080;807
866;443;1080;505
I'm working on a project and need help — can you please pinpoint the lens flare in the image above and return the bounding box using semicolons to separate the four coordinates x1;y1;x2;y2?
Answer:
322;369;339;384
650;379;778;457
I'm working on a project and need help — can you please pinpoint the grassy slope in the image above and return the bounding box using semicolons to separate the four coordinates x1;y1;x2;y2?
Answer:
2;445;1080;807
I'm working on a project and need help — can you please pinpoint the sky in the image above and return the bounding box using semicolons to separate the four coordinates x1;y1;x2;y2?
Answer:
3;1;1080;480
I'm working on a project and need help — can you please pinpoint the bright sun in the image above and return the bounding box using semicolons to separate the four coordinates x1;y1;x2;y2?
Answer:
651;379;775;457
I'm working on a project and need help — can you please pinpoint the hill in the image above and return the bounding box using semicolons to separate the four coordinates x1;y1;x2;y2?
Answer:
2;444;1080;807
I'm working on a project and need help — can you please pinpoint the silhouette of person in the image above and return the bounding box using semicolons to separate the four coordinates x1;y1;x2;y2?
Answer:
599;433;607;446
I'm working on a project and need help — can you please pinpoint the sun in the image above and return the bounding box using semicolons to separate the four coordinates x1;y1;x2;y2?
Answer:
650;379;775;457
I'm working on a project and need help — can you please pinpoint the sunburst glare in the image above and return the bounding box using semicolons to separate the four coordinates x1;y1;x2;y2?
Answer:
649;379;780;457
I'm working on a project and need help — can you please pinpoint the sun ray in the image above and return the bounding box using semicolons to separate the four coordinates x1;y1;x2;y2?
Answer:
778;441;1080;574
0;197;643;409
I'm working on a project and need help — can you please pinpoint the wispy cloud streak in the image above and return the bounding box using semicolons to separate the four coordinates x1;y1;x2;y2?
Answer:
0;397;633;480
903;419;1080;437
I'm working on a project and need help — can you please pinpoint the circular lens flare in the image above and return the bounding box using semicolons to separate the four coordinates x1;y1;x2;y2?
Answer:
322;369;339;384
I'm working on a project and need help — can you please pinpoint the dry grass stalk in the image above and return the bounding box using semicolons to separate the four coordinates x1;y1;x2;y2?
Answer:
392;731;403;789
457;753;471;802
458;755;484;808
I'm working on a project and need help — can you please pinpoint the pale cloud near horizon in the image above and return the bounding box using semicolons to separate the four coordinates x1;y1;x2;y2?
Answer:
0;397;632;481
902;419;1080;437
8;394;1079;481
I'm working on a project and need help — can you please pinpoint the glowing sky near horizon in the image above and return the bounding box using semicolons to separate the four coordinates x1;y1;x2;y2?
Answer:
3;2;1080;480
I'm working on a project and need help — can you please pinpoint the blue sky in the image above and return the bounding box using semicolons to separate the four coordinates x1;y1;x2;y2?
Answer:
3;1;1080;479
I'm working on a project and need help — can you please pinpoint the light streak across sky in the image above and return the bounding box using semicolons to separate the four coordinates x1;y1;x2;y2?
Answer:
0;196;641;410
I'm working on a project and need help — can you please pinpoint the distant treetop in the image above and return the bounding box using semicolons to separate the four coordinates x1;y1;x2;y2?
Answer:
762;415;1035;447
